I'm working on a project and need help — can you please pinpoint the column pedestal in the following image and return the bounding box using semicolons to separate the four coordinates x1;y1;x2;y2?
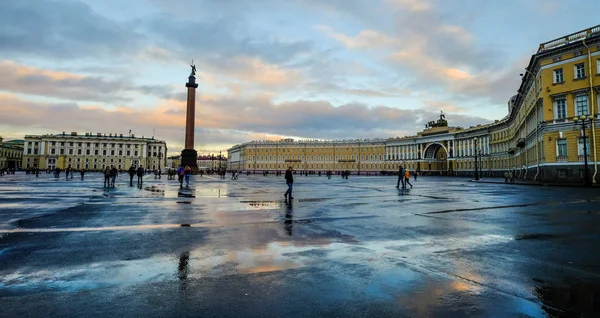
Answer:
181;149;198;170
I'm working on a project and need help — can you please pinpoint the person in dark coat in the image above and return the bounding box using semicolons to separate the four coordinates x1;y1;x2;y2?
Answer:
110;166;118;187
395;166;405;189
284;166;294;200
103;166;111;187
136;166;144;184
128;166;136;186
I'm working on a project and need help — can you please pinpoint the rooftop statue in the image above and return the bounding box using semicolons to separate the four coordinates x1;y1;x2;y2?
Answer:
425;111;449;129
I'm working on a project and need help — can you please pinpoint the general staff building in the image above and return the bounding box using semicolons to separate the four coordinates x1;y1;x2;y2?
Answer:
228;25;600;184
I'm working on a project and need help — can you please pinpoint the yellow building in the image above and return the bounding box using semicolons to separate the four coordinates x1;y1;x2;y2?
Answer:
228;138;387;174
228;25;600;184
0;137;24;170
22;132;167;171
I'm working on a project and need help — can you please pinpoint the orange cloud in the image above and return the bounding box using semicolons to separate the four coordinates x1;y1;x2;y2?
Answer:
231;57;303;86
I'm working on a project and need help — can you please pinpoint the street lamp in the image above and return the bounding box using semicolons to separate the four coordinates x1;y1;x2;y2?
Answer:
573;114;595;187
473;137;479;181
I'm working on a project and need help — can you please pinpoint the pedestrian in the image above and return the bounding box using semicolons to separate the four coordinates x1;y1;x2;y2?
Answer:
184;165;191;187
504;171;509;183
65;166;71;180
35;167;39;177
103;166;111;187
509;170;514;183
413;171;417;181
110;165;118;187
136;166;144;184
284;166;294;200
405;168;413;189
80;169;85;180
128;165;135;186
177;165;185;188
396;166;405;189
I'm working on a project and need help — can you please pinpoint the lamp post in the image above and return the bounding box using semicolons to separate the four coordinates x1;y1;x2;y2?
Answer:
219;151;222;171
473;137;479;181
573;114;595;187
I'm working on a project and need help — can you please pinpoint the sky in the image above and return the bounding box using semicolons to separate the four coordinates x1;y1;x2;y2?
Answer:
1;0;599;156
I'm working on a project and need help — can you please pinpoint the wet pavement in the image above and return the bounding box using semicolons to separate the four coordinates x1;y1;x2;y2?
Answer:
1;173;599;317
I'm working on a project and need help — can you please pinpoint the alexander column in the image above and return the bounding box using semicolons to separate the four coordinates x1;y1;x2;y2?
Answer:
180;61;199;171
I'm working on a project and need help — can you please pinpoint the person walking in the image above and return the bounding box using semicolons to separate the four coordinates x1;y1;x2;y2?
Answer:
80;169;85;180
110;165;118;187
396;166;405;189
136;165;144;185
128;166;136;186
413;171;417;181
184;166;191;187
177;165;185;188
284;166;294;200
65;166;71;180
405;168;413;189
103;166;111;187
35;167;39;177
504;171;509;183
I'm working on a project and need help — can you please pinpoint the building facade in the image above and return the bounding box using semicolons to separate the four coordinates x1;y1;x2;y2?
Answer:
0;137;23;169
22;132;167;171
197;155;228;170
228;25;600;184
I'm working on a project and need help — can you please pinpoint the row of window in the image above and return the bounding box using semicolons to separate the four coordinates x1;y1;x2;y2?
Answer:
248;154;384;162
552;60;600;84
0;150;21;157
249;147;383;154
556;137;590;158
553;94;598;119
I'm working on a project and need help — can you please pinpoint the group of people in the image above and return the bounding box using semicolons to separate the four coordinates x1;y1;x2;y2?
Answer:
504;170;516;183
0;168;16;176
395;166;414;189
103;166;119;187
176;165;192;188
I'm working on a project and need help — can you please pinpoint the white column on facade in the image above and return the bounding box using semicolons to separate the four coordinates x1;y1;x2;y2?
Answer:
40;141;45;155
23;141;28;155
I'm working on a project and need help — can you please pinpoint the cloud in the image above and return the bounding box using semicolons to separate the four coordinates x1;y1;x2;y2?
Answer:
387;0;431;12
422;100;466;113
0;93;489;154
315;26;399;50
0;0;144;60
0;60;178;103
